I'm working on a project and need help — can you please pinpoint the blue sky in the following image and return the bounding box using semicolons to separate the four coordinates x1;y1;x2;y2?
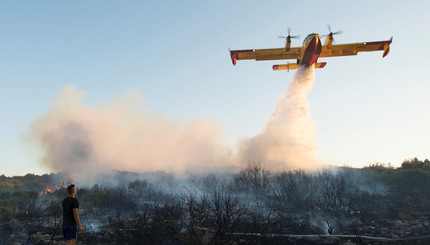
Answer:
1;1;429;176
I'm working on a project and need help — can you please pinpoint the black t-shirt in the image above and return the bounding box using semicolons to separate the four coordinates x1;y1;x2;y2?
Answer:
62;196;79;226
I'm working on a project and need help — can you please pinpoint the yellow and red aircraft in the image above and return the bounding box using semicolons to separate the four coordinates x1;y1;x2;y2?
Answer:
229;28;393;71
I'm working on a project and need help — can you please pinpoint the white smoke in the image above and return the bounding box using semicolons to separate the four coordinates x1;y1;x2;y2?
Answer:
30;86;235;182
238;66;321;170
30;67;321;182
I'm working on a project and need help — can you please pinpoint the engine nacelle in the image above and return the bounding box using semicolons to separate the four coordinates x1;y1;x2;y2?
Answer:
285;38;291;51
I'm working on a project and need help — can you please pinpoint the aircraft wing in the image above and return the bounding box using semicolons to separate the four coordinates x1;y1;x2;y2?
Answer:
320;37;393;58
229;47;301;65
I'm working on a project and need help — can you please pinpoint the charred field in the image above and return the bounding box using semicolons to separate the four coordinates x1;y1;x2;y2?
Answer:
1;158;430;245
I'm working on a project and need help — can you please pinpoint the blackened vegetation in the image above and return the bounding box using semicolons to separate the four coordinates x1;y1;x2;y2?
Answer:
0;158;430;244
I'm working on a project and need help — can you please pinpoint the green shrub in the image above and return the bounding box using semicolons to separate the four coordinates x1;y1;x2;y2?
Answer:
0;206;14;222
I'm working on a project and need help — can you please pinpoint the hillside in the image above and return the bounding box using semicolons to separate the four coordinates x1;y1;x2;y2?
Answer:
0;158;429;244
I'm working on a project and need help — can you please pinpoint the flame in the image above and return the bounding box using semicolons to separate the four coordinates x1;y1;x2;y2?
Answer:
26;210;29;215
40;186;56;195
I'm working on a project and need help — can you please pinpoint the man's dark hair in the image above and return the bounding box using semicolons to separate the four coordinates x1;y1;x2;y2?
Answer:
67;184;76;195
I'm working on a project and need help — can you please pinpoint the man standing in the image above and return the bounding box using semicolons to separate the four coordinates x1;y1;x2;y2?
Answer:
62;184;84;245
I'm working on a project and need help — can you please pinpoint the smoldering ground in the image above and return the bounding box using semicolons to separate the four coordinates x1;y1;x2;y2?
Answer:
29;66;322;182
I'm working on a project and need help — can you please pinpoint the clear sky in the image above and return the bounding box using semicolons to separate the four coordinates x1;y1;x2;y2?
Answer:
1;1;429;176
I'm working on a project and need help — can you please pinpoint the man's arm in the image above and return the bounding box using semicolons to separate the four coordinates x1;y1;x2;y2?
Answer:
73;208;84;232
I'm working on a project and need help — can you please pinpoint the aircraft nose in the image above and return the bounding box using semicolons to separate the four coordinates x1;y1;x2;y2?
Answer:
313;35;320;44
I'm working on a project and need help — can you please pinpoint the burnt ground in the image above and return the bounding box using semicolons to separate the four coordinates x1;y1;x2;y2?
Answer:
1;216;430;245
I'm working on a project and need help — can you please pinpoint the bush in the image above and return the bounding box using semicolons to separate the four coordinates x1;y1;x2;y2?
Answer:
0;206;15;222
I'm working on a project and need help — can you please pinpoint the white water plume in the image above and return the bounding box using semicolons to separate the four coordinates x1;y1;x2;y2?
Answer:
238;66;321;170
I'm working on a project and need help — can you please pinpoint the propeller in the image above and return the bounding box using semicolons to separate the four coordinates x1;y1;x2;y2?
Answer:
278;27;300;40
323;25;342;43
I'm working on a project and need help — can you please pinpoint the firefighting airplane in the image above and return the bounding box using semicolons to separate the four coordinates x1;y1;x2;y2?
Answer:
229;27;393;71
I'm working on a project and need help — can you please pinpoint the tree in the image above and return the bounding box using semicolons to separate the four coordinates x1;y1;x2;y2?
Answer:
0;206;14;223
232;162;271;214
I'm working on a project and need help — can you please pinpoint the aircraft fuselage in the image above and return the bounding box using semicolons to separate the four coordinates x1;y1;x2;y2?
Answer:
299;34;322;67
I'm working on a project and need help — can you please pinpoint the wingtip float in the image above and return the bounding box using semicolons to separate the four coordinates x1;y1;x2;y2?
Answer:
230;28;393;72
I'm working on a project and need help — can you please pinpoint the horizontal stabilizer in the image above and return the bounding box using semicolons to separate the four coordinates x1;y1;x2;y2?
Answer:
314;62;327;68
272;62;327;71
272;63;299;71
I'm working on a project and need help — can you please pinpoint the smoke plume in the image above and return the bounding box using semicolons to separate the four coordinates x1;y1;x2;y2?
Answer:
30;67;321;181
30;86;234;182
238;66;321;170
